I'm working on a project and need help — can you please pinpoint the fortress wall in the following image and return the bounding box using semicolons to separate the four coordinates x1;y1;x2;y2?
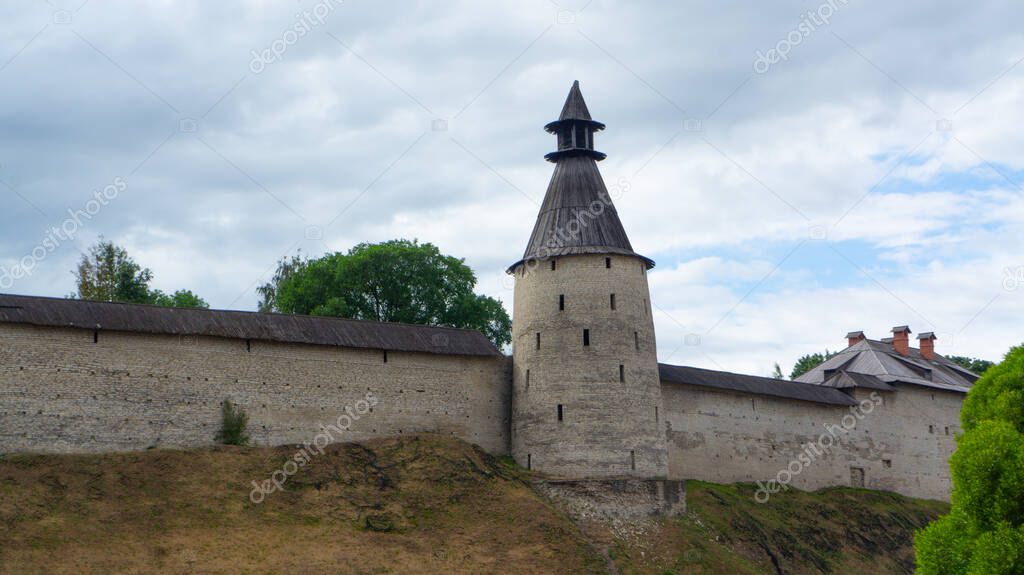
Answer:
661;382;961;501
0;323;512;455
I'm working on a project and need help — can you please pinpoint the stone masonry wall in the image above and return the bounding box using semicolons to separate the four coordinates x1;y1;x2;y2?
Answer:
511;253;668;478
661;382;961;501
0;323;511;455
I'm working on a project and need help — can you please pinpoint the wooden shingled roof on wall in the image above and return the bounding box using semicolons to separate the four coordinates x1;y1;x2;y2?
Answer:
0;293;501;357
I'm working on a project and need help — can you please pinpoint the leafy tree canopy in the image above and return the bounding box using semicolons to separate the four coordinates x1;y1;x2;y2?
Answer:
915;345;1024;574
946;355;996;376
259;240;511;349
72;239;208;308
789;350;837;379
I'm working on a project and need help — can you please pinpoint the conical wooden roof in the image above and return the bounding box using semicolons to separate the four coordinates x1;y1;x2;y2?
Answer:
508;82;652;272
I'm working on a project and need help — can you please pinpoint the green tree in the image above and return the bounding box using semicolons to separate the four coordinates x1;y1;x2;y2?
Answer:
915;345;1024;574
789;350;837;379
73;239;208;308
946;355;996;376
150;289;209;309
73;239;153;303
260;240;512;348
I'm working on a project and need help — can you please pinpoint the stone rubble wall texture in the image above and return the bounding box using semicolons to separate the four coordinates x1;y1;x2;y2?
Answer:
0;323;511;455
0;300;964;501
661;383;960;501
510;253;669;478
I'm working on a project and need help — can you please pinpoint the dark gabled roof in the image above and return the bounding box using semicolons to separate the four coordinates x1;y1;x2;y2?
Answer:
821;370;896;392
659;363;858;406
794;338;976;393
0;293;501;357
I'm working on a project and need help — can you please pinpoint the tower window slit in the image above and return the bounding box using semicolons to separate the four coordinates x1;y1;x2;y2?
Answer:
551;259;556;271
92;330;98;344
605;257;611;268
619;364;625;382
557;404;564;422
630;450;636;471
634;331;639;351
559;294;564;311
525;369;530;390
536;332;541;349
610;293;616;310
383;350;388;363
527;454;531;470
582;329;590;347
655;406;659;422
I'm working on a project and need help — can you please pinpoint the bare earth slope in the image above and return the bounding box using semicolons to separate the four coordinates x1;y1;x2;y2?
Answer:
0;435;946;574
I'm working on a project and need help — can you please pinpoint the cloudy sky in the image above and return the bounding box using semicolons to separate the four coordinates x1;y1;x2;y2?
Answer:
2;0;1022;376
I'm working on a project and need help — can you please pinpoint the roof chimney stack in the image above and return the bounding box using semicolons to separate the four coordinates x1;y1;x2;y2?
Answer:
918;332;936;361
891;325;911;357
846;330;865;347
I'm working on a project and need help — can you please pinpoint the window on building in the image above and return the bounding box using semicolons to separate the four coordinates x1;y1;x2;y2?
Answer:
551;259;556;271
619;364;625;382
536;333;540;350
525;369;530;389
383;350;388;363
654;406;659;423
527;454;531;470
850;466;865;488
610;293;616;310
582;329;590;346
944;426;950;435
605;257;611;269
929;424;934;434
557;404;564;422
634;331;639;351
883;459;892;469
92;330;98;344
630;450;636;471
559;294;564;311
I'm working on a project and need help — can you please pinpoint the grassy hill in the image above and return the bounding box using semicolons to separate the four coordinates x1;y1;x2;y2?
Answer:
0;435;946;574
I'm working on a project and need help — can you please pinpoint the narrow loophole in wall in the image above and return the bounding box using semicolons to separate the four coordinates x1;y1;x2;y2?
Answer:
630;450;636;471
605;257;611;268
92;330;98;344
642;298;647;316
929;424;934;434
945;426;950;435
527;454;531;470
246;339;251;352
883;459;892;469
610;293;616;310
619;363;625;382
383;350;388;363
582;329;590;347
551;259;556;271
525;369;530;390
557;404;563;422
536;332;541;350
634;331;639;351
655;406;658;423
559;294;564;311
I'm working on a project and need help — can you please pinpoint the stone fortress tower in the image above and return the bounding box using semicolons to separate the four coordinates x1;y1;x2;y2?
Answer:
508;81;669;478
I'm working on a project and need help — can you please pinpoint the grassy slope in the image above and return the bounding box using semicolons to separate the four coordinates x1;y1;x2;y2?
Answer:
0;436;947;574
606;482;948;575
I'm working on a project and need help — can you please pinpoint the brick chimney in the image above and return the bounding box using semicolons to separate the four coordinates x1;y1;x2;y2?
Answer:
891;325;911;357
918;332;936;360
846;330;865;347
